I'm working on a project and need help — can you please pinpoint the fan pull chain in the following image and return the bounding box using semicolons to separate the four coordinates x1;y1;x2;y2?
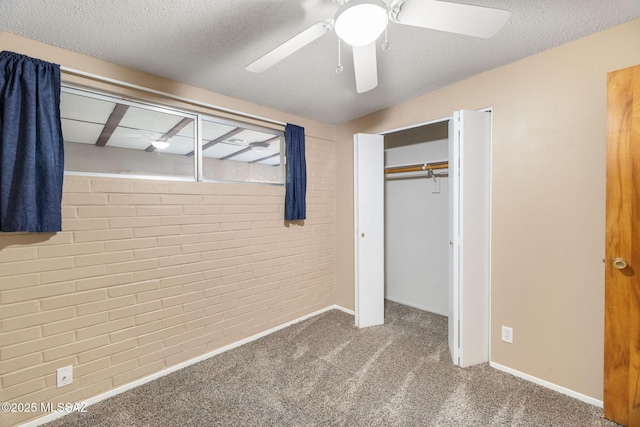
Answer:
336;38;344;73
382;26;390;51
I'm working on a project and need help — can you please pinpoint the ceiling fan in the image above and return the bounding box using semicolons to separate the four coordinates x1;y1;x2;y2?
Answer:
245;0;510;93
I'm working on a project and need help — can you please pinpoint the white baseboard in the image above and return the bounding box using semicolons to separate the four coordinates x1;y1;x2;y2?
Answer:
334;305;355;315
489;361;603;408
22;304;353;427
385;295;448;317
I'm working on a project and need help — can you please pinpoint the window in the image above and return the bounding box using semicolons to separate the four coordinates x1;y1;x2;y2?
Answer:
61;86;284;184
201;117;283;184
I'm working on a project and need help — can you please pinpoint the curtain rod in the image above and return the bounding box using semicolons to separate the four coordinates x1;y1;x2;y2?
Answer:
60;66;287;127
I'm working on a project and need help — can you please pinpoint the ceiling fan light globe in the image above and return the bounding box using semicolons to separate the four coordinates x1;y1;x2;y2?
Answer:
250;141;269;152
151;140;170;150
335;0;388;46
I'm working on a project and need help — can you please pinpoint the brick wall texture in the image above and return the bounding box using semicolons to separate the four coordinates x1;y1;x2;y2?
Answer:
0;135;335;426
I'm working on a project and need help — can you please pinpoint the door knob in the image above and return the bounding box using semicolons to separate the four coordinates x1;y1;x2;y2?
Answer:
361;233;365;238
613;258;629;270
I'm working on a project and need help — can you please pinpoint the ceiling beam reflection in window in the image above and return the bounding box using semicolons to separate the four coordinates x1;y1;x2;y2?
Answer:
95;103;129;147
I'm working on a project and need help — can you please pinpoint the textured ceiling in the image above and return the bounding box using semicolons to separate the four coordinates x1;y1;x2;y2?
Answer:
1;0;639;124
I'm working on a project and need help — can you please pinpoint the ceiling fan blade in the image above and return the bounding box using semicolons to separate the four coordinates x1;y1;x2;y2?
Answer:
390;0;510;39
352;42;378;94
246;19;333;73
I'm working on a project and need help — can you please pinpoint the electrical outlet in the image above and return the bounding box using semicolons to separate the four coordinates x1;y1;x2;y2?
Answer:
501;326;513;344
57;365;73;388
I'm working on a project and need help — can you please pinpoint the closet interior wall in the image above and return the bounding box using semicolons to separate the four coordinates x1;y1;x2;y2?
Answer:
384;121;449;316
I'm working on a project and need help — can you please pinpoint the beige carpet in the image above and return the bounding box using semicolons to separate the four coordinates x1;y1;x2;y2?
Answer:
46;301;617;426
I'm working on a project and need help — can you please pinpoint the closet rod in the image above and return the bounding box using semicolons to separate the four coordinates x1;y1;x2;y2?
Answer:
60;66;286;127
384;161;448;175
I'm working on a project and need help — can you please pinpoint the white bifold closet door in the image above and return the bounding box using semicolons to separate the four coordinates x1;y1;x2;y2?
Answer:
448;110;491;367
354;133;385;328
354;111;490;369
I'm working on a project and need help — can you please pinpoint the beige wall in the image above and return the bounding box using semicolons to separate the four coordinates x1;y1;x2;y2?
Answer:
335;18;640;401
0;33;336;426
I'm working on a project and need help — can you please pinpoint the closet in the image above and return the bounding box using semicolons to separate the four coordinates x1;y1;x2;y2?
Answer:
354;110;491;368
384;121;449;316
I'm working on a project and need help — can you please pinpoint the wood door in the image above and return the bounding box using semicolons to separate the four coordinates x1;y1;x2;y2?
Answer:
354;133;385;328
604;64;640;426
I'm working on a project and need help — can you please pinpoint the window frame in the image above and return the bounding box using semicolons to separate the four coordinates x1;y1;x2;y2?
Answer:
61;84;286;185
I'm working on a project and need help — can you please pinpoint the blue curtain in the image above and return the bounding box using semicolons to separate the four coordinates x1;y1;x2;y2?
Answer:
285;123;306;221
0;51;64;232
